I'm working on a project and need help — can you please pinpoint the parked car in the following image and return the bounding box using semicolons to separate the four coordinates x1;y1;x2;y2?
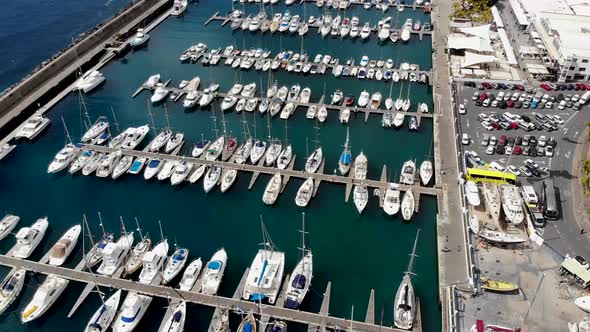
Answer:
462;133;470;145
490;136;497;145
519;166;532;177
459;104;466;114
548;136;557;147
507;165;520;176
525;159;539;169
546;145;554;157
490;162;505;172
496;145;505;154
486;145;495;155
539;135;547;147
513;146;523;155
540;84;552;91
482;121;494;130
472;91;480;101
481;134;490;146
479;113;489;122
505;146;513;155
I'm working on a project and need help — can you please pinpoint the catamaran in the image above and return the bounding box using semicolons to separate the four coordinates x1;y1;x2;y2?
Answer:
12;217;49;259
200;248;228;295
393;230;420;330
242;220;285;304
284;213;313;309
74;70;106;94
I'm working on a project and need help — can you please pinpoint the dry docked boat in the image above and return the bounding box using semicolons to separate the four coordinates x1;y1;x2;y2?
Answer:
480;277;519;293
478;229;527;244
483;183;501;224
465;181;480;206
500;185;524;225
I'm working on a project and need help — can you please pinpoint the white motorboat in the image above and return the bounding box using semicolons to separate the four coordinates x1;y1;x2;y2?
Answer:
419;160;433;185
82;117;109;143
370;92;382;109
287;84;301;102
47;143;80;173
74;70;105;93
85;233;115;268
12;217;49;259
229;83;244;96
84;289;122;332
295;177;314;207
378;24;390;41
171;0;188;16
235;99;246;113
242;245;285;304
393;112;405;127
165;132;184;153
188;164;206;184
111;155;134;180
120;125;149;150
204;166;222;193
205;136;225;161
400;160;416;185
284;214;313;309
170;160;193;185
250;140;267;164
401;190;415;221
95;153;120;178
339;108;350;123
317;105;327;123
199;88;216;107
478;229;527;244
97;232;134;276
0;269;26;315
276;86;289;102
331;90;344;105
179;258;203;291
385;97;394;110
48;224;81;266
419;103;429;113
158;301;186;332
14;114;50;140
21;274;68;323
0;143;16;161
241;83;257;98
305;147;323;173
360;23;371;39
306;104;317;119
82;153;104;176
149;129;172;152
575;296;590;313
393;231;419;330
220;96;237;111
130;28;150;48
354;152;368;180
276;145;293;170
69;150;95;174
358;90;370;107
151;84;169;104
353;185;368;214
183;90;201;108
112;292;153;332
220;169;238;193
279;102;295;119
263;173;282;205
500;185;524;225
139;240;169;285
0;214;19;240
199;248;228;295
299;87;311;103
465;181;480;206
238;314;257;332
383;183;401;216
125;236;152;275
163;247;189;285
144;158;163;180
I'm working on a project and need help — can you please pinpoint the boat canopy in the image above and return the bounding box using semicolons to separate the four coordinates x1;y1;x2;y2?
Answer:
196;140;209;148
208;260;222;270
340;153;351;164
242;322;253;332
172;310;183;322
3;277;16;291
291;274;306;289
148;159;160;167
173;250;187;261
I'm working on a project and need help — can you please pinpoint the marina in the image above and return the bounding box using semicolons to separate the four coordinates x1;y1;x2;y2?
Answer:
0;0;440;331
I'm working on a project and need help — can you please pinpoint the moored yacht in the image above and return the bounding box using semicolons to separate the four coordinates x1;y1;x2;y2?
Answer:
284;213;313;309
295;177;314;207
263;173;282;205
47;143;81;173
170;160;193;185
305;147;323;173
400;160;416;185
338;129;352;175
81;117;109;143
220;169;238;193
265;140;282;166
144;159;163;180
163;248;189;284
139;240;169;285
205;136;225;161
12;217;49;259
97;232;134;276
192;138;210;157
251;140;267;164
158;301;186;332
149;129;172;152
112;155;134;180
419;160;433;185
21;274;68;323
48;224;81;266
358;90;370;107
203;165;222;193
179;258;203;291
353;185;368;213
401;190;415;221
130;28;150;48
242;233;285;304
74;70;106;93
165;132;184;153
112;292;153;332
354;152;368;180
69;150;95;174
199;248;228;295
383;183;401;216
0;214;20;240
276;145;293;170
393;231;419;330
0;269;26;315
85;232;115;268
84;289;122;332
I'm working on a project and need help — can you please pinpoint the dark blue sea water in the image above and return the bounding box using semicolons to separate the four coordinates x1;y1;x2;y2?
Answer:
0;0;131;91
0;1;441;331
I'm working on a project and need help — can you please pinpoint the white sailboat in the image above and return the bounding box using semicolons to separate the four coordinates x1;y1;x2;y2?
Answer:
163;247;189;284
220;169;238;193
353;184;368;214
199;248;228;295
204;166;222;193
419;160;433;185
263;173;282;205
158;301;186;332
125;220;152;275
284;213;313;309
393;230;420;330
84;289;122;332
295;177;314;207
338;128;352;176
0;269;26;315
401;190;415;221
242;219;285;304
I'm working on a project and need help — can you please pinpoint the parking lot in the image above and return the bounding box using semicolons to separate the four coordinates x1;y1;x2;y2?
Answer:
455;81;588;184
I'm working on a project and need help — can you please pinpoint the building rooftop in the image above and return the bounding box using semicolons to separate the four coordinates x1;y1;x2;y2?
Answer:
534;12;590;64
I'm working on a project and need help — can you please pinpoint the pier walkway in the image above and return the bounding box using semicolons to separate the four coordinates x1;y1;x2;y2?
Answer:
133;84;435;124
0;254;414;332
83;144;440;203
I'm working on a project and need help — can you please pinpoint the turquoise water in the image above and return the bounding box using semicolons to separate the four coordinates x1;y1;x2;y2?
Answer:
0;1;440;331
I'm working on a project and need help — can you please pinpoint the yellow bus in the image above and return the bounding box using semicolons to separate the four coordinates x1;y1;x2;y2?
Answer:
466;168;518;185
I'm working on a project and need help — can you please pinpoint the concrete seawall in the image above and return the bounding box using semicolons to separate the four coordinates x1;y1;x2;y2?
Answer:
0;0;171;132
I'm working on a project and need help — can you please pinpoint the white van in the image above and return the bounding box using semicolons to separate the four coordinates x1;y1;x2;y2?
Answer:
522;185;538;206
580;91;590;105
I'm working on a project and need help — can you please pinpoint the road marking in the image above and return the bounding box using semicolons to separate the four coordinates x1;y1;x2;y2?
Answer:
564;127;569;135
565;151;571;159
556;147;560;157
574;130;580;139
565;112;577;126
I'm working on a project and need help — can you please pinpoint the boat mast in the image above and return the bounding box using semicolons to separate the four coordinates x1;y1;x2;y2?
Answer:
284;119;289;146
97;211;107;237
266;107;273;144
405;229;421;277
147;98;157;135
134;217;145;242
82;214;105;305
313;117;321;150
298;212;309;261
350;305;355;332
61;116;73;144
163;102;171;130
211;108;220;139
110;106;120;134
